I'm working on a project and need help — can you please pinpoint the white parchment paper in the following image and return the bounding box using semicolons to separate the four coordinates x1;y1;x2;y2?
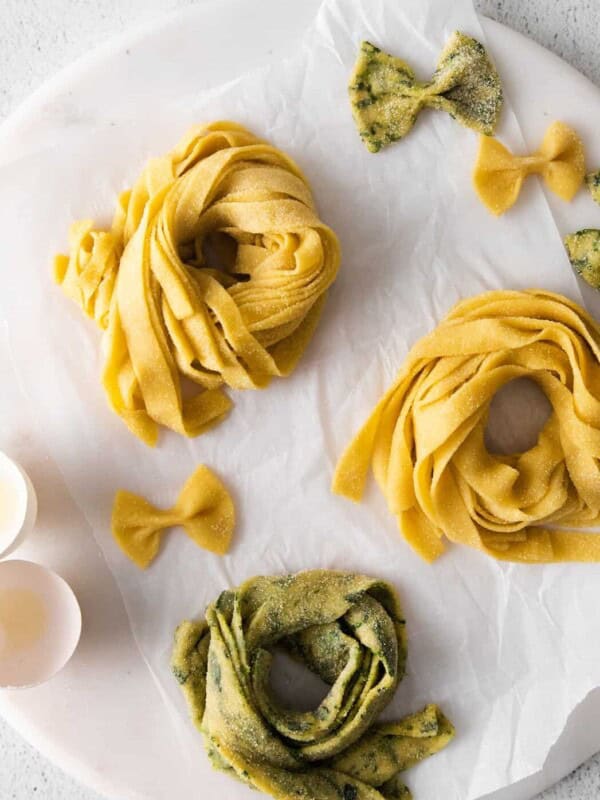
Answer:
1;0;599;797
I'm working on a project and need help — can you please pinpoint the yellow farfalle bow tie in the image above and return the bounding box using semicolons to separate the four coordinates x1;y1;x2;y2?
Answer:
473;121;585;215
349;31;503;153
112;465;235;569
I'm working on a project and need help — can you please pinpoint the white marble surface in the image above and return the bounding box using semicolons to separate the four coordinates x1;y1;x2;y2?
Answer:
0;1;599;798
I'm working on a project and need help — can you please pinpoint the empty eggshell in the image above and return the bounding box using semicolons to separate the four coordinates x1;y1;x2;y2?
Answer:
0;560;82;689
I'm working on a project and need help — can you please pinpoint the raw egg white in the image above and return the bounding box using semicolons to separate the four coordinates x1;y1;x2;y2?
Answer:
0;452;37;558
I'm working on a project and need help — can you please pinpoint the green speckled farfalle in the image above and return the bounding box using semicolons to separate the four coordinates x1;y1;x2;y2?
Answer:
172;570;454;800
565;171;600;289
586;170;600;204
348;31;503;153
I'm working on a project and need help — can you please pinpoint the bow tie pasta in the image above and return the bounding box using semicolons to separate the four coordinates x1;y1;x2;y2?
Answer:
112;465;235;569
564;170;600;289
349;32;503;153
473;121;585;215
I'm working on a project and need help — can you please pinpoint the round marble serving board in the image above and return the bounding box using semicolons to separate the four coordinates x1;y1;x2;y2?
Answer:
1;2;600;799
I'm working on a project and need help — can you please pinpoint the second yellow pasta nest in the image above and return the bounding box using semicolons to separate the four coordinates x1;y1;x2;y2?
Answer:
333;289;600;564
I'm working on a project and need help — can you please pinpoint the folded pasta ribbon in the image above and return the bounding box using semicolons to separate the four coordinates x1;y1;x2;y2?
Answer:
112;465;234;569
473;121;585;215
564;171;600;289
55;122;340;445
333;290;600;565
349;32;503;153
172;570;454;800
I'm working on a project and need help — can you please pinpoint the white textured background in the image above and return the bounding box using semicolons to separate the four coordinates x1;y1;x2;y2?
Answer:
1;1;599;798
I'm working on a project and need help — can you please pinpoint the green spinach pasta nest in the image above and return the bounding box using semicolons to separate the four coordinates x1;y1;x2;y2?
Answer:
172;570;454;800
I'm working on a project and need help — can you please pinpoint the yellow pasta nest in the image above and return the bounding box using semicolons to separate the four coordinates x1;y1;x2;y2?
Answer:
55;122;341;445
333;290;600;564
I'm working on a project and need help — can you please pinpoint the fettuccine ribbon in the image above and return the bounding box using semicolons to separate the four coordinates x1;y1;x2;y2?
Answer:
333;290;600;564
172;570;453;800
473;121;585;215
55;122;340;445
112;465;234;569
348;32;503;153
